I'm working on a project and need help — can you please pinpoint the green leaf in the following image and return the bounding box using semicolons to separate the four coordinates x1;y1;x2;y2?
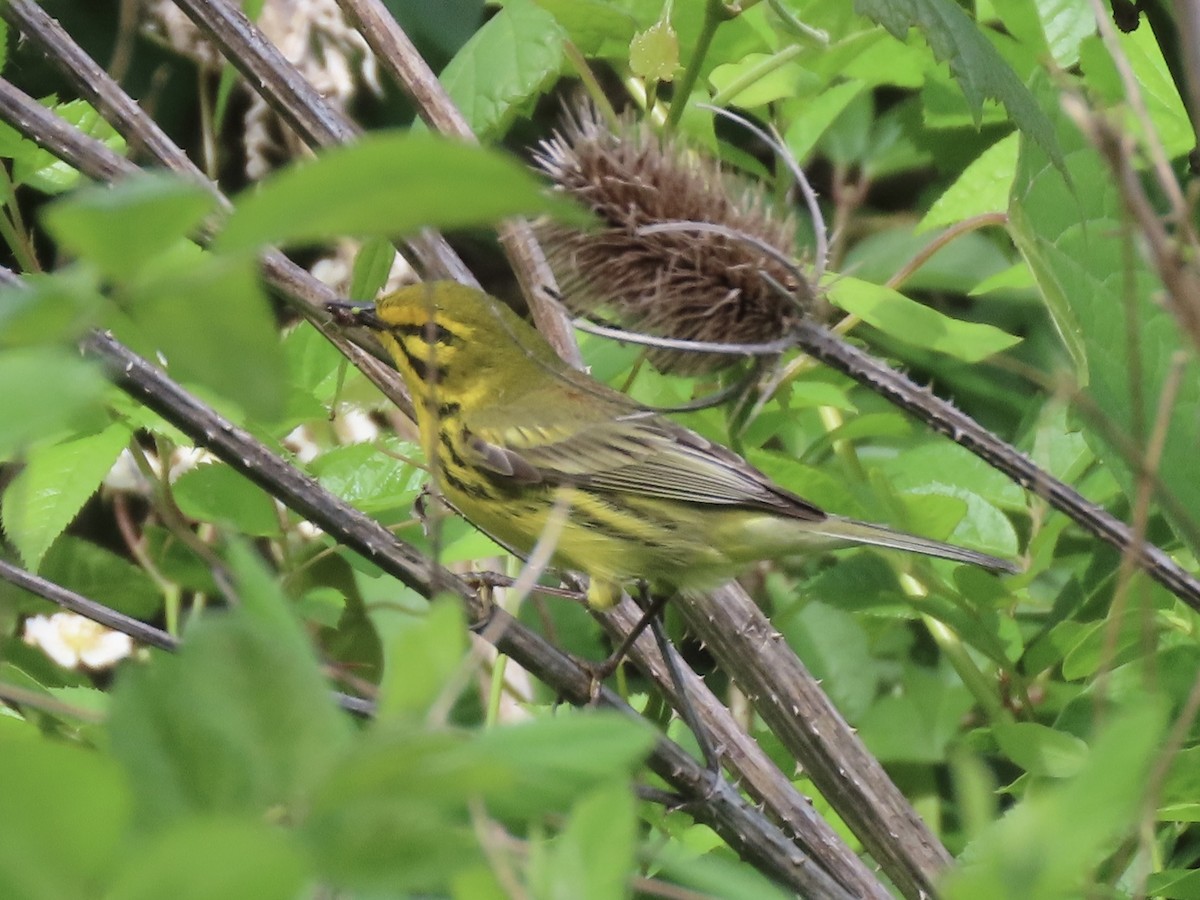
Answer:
348;237;396;302
377;600;467;720
1078;28;1192;158
1009;84;1200;556
121;253;288;422
652;842;791;900
472;713;657;817
710;53;813;107
855;0;1062;168
945;702;1167;899
173;463;281;536
0;98;125;195
304;730;488;891
540;785;637;900
107;817;309;900
41;174;216;281
841;226;1012;294
776;600;878;721
389;0;484;57
307;441;425;513
534;0;637;59
1145;870;1200;900
217;132;581;252
0;348;108;459
37;535;162;620
107;545;352;827
857;665;974;762
0;269;106;347
783;80;869;163
918;133;1019;233
880;441;1030;512
630;19;680;82
0;735;130;899
824;274;1021;362
439;0;567;138
993;721;1088;778
2;424;130;569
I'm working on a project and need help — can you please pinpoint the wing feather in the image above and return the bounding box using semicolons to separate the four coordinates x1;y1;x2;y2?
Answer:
459;383;824;520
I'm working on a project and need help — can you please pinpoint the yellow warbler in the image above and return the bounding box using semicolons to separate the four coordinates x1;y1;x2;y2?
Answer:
359;282;1016;608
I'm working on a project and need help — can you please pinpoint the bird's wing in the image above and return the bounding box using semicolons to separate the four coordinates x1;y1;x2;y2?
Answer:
459;382;825;520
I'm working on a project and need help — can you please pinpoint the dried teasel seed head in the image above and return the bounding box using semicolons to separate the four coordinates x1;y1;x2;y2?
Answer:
533;100;821;374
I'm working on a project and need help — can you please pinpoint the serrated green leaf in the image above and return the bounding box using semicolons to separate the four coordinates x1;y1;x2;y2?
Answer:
307;442;425;513
2;424;129;569
824;273;1021;362
630;19;680;82
1078;28;1192;158
217;132;581;252
0;98;125;195
440;0;568;138
41;174;216;281
855;0;1062;168
880;441;1029;512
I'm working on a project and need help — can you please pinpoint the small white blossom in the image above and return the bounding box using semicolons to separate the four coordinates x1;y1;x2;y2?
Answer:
23;613;134;670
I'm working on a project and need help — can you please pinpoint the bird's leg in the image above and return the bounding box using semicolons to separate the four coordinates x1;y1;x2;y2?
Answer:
585;584;721;780
588;588;671;682
639;583;721;779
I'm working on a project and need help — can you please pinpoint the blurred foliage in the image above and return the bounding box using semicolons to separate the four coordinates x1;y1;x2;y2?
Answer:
1;0;1199;897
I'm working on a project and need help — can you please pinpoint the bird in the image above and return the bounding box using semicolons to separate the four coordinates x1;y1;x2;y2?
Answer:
354;281;1017;610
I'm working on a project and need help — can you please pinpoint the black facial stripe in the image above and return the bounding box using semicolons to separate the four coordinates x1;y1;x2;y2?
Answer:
393;322;459;345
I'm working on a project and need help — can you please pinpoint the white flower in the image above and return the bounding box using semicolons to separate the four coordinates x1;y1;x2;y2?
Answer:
23;613;134;670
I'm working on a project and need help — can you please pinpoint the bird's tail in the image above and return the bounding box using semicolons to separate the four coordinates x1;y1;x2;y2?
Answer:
807;516;1019;574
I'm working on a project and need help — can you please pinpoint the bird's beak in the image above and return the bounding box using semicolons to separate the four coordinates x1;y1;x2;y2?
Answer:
355;307;385;330
325;301;385;331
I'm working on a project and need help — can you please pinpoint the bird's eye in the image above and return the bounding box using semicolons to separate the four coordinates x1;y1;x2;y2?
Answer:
421;321;456;345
